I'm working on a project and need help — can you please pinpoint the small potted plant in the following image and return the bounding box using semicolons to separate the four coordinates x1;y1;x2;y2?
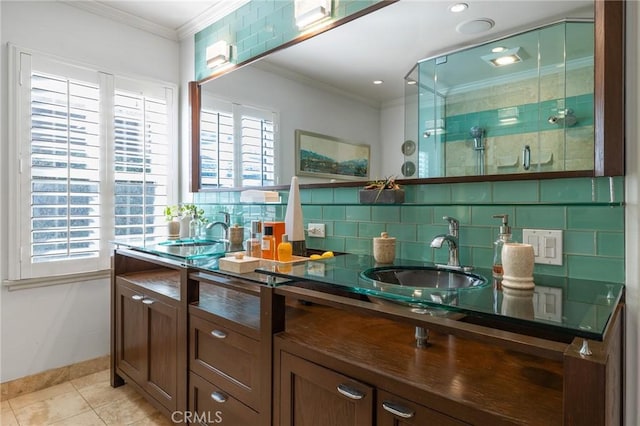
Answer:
164;205;181;239
359;176;405;204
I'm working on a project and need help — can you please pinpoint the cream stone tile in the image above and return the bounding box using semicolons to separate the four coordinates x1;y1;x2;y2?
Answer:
75;381;143;410
94;393;157;425
129;411;174;426
70;369;110;390
8;382;76;411
49;410;106;426
68;356;110;381
1;401;18;426
5;367;69;401
13;390;91;425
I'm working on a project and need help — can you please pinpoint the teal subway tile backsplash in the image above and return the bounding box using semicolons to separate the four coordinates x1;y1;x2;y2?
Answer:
567;206;624;230
493;180;539;203
540;178;594;203
193;176;625;282
564;231;596;255
358;223;386;239
323;205;346;220
515;206;566;228
372;206;401;223
451;182;491;203
567;255;624;283
597;232;625;257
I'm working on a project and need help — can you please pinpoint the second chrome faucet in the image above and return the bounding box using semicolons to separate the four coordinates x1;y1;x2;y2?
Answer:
430;216;470;271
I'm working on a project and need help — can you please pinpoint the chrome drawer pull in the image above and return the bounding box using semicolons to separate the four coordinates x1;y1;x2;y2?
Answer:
336;384;365;400
382;401;415;418
211;329;227;339
141;298;154;305
131;295;144;301
210;391;227;403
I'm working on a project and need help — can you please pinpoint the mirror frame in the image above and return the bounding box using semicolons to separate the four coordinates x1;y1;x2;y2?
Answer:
190;0;624;192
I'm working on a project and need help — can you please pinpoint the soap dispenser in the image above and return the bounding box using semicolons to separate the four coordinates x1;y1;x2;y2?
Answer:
492;214;512;279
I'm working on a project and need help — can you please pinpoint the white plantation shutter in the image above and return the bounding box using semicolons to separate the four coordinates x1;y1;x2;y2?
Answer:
30;72;102;265
200;110;235;188
113;89;171;238
10;46;177;281
240;110;275;187
199;98;277;188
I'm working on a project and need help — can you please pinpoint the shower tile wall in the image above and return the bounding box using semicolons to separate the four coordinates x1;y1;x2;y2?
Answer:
193;176;625;283
444;66;594;176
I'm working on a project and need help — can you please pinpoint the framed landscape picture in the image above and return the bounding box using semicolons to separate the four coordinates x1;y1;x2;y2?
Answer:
295;130;370;181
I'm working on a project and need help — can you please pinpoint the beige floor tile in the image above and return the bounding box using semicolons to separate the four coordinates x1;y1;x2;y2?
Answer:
48;410;107;426
1;400;19;426
74;381;142;410
13;390;91;425
128;411;174;426
94;394;157;425
8;382;76;411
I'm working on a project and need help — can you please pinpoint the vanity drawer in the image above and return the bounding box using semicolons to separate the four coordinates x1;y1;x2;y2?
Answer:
189;371;259;426
189;314;260;410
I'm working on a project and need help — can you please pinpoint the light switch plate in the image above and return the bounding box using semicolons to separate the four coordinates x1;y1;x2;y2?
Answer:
522;229;563;265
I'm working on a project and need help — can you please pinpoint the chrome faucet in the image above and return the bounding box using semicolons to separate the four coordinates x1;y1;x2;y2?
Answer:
430;216;460;269
205;211;230;241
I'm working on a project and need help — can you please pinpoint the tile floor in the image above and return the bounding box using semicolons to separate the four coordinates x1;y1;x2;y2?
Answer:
0;369;172;425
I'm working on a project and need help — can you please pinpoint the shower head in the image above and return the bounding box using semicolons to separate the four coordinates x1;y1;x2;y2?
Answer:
469;126;484;139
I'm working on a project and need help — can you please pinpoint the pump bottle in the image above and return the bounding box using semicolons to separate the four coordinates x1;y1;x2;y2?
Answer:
492;214;512;279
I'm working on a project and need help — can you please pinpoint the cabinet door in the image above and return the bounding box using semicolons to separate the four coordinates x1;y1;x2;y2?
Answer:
143;293;178;411
280;352;373;426
377;390;468;426
115;281;146;385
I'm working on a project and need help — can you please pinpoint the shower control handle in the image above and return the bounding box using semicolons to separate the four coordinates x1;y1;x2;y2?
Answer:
523;145;531;170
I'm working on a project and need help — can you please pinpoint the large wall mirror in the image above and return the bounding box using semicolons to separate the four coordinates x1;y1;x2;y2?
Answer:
191;0;623;192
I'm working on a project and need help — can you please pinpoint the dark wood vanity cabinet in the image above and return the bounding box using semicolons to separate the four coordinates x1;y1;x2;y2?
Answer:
279;351;374;426
114;271;180;412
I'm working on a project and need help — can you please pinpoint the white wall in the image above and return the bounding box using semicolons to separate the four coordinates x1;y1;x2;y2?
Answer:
625;2;639;424
380;98;407;179
0;1;179;382
199;64;384;185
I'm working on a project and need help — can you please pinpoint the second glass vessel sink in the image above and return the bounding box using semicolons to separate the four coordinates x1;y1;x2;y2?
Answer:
361;265;487;289
159;238;225;247
359;265;489;308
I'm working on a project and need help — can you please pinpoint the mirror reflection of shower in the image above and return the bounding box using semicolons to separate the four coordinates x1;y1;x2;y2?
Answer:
469;126;485;175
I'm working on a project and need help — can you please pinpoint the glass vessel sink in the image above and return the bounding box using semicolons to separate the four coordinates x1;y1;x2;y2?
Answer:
359;265;489;308
158;238;225;247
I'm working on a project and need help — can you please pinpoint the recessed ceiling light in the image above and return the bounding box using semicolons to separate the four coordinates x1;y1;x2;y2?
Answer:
491;46;507;53
456;18;495;34
449;3;468;13
373;80;384;85
406;79;417;85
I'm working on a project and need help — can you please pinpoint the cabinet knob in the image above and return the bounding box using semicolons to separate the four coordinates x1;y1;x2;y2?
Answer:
336;383;365;400
382;401;415;418
211;329;227;339
141;298;154;305
210;391;227;403
131;294;144;301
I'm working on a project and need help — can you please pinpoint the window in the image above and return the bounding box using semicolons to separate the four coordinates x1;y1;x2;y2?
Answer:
200;98;277;188
8;46;177;280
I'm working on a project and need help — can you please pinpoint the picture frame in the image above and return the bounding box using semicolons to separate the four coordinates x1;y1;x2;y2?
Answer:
295;130;370;181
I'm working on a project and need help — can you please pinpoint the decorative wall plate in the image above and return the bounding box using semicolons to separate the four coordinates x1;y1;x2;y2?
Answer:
401;161;416;177
401;140;416;156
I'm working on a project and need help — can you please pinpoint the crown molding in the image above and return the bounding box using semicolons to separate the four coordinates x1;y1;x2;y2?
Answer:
60;0;249;42
177;0;250;41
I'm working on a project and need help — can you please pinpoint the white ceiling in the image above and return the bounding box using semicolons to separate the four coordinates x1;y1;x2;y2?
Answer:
69;0;594;102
